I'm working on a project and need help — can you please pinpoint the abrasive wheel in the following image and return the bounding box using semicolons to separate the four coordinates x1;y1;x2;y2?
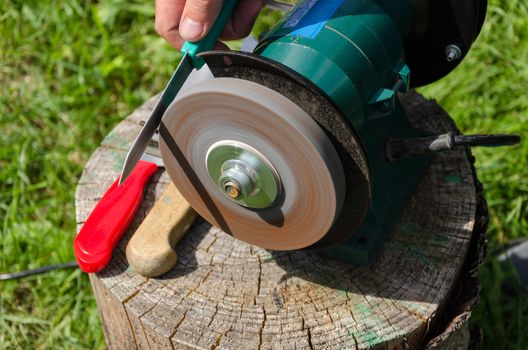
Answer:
159;78;346;250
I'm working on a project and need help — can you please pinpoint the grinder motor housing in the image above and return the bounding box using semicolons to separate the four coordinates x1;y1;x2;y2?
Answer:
159;0;488;265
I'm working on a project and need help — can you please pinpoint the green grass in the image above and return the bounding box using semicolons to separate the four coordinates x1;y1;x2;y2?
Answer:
0;0;172;348
0;0;527;348
420;1;528;347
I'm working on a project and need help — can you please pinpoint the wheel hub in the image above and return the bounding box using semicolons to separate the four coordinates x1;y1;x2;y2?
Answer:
206;140;281;209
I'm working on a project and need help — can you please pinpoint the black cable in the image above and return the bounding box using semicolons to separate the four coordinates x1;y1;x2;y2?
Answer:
0;261;79;281
453;134;521;147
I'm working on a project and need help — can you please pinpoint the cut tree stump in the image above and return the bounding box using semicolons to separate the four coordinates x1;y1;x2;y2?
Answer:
75;91;488;350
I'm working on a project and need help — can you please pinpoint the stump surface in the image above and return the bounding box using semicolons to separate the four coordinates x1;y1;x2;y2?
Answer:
76;92;486;349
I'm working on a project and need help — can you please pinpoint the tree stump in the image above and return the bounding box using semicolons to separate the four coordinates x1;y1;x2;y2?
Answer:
75;91;488;349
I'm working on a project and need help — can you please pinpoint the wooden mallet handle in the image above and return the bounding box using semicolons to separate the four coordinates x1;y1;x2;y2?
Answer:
126;183;197;277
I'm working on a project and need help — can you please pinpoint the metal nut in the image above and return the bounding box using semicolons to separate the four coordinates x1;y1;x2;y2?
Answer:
445;45;462;62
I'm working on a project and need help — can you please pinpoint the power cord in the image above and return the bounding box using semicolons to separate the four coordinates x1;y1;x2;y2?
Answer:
0;261;79;281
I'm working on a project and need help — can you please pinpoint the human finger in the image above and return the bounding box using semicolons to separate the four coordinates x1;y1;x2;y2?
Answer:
179;0;223;41
221;0;266;40
155;0;186;49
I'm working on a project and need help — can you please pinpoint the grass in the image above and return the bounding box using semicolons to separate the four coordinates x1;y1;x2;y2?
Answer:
419;1;528;346
0;0;526;348
0;1;171;348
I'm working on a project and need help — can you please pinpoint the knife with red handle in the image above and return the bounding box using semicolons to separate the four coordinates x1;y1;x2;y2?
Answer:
74;160;159;273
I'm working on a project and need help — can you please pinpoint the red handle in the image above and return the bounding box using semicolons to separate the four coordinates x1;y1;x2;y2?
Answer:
74;160;158;273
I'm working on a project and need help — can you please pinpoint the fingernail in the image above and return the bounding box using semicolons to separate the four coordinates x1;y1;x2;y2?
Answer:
180;17;204;40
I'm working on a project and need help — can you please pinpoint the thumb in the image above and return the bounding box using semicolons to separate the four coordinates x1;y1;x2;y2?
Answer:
179;0;223;41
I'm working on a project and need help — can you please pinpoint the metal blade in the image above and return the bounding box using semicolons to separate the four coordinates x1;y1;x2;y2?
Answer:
119;53;194;185
267;0;293;12
241;36;259;52
141;152;164;168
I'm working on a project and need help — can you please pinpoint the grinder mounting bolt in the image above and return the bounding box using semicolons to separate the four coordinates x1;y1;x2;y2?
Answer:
219;166;254;200
224;181;242;199
445;45;462;62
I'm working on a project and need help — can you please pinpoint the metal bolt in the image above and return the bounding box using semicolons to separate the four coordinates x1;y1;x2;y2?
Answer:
445;45;462;62
206;141;281;208
220;167;254;200
224;181;241;199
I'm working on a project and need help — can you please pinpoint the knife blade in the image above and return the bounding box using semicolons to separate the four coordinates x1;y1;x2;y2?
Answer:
118;0;239;185
119;55;193;186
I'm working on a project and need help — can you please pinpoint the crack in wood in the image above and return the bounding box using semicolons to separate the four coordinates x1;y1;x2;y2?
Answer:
257;307;266;350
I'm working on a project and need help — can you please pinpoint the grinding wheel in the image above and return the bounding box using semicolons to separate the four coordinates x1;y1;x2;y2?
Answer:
198;52;373;250
159;78;346;250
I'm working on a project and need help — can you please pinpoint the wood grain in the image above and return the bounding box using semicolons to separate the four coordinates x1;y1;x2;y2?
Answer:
126;183;197;277
75;91;487;349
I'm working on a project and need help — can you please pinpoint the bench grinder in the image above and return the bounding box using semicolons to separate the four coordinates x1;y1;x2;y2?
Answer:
125;0;516;265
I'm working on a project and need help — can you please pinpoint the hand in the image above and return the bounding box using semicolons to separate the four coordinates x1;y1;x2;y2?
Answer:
155;0;266;50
